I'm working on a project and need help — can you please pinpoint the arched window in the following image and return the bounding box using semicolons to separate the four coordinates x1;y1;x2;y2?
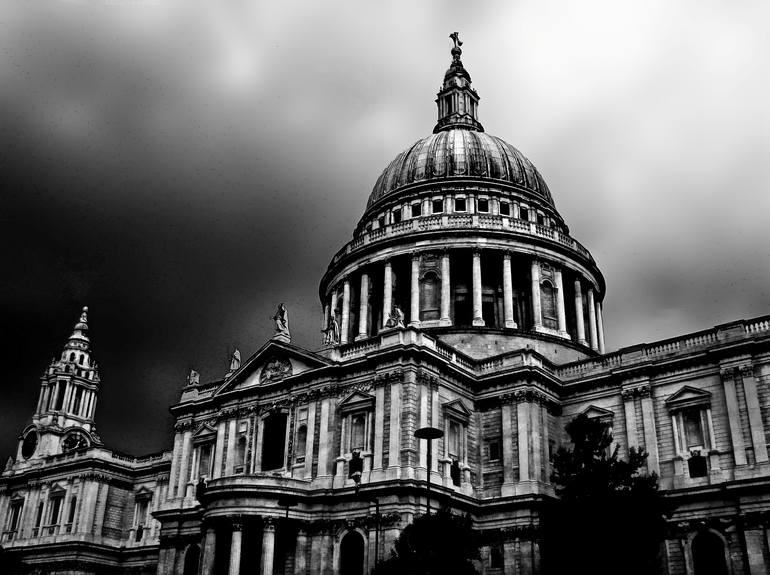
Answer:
692;530;728;575
540;280;558;330
182;544;201;575
69;352;76;362
340;531;365;575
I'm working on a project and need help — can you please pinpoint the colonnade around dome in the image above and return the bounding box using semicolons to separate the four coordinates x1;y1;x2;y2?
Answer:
323;247;605;358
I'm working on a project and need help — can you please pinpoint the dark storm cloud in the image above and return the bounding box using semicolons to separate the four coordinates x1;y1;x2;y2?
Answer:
1;1;769;458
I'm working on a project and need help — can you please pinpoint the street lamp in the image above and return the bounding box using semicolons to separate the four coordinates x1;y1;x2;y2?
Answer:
277;495;298;520
414;426;444;515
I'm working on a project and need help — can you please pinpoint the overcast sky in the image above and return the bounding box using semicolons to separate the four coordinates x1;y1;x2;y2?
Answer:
1;0;769;458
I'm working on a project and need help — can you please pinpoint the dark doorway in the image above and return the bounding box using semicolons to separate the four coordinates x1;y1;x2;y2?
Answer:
692;531;728;575
182;544;200;575
340;530;365;575
262;413;288;471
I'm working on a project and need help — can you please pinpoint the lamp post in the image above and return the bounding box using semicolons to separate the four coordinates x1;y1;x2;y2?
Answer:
414;426;444;515
277;495;298;520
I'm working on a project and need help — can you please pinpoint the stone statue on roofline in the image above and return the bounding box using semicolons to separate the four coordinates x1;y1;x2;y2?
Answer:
229;348;241;373
187;369;200;386
322;314;340;345
271;303;291;343
385;304;405;329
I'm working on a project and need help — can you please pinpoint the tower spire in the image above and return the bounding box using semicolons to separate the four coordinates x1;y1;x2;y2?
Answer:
433;32;484;133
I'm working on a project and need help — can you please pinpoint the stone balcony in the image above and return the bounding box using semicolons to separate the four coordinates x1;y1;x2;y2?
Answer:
329;213;594;267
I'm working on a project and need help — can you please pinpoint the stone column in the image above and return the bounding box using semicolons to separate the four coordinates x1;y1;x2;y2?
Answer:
176;429;193;499
639;386;660;475
530;260;542;330
260;518;276;575
294;528;308;575
228;518;243;575
501;401;516;495
587;288;598;351
340;280;351;344
517;397;530;482
387;381;402;479
596;301;606;354
225;418;238;475
213;420;227;479
356;272;369;340
201;526;217;575
502;252;516;329
745;527;768;575
530;401;542;484
317;398;335;480
382;260;392;328
373;383;386;473
304;401;317;479
410;254;421;327
320;530;333;575
167;432;183;498
622;390;638;454
574;279;587;345
739;365;769;463
472;249;485;326
439;251;452;326
418;382;428;474
721;368;747;466
554;268;568;337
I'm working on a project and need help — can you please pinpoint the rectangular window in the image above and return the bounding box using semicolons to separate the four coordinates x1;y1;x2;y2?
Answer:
519;206;529;221
454;197;467;212
499;201;510;216
7;500;23;534
536;212;545;226
448;421;461;458
378;216;385;228
196;443;214;479
66;497;77;532
477;198;489;213
682;408;706;450
54;382;66;411
392;209;402;224
49;496;63;526
72;387;83;415
134;498;149;527
432;199;444;214
411;203;421;218
487;440;501;462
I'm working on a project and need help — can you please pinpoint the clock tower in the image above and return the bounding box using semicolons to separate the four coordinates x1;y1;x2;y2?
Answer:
14;306;103;466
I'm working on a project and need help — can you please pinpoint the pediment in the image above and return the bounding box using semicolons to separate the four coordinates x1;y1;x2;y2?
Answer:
580;405;614;421
192;423;217;440
338;391;375;413
134;486;154;498
214;340;331;396
665;386;711;409
49;483;67;495
443;399;472;422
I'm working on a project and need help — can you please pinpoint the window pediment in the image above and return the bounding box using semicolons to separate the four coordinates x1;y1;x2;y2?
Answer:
580;405;614;422
442;399;471;423
192;423;217;443
665;386;711;411
338;391;375;414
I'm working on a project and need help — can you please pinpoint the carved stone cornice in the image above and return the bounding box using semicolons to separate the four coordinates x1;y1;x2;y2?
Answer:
739;364;755;378
373;369;405;387
501;523;540;540
417;372;439;389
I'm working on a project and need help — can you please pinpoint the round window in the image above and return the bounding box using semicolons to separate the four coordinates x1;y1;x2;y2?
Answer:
21;430;38;459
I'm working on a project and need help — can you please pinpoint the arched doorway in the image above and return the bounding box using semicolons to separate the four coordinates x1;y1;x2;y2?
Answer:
182;543;200;575
692;530;728;575
340;530;365;575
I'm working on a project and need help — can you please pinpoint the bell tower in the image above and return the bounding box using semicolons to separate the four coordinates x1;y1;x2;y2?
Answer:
433;32;484;133
15;306;102;464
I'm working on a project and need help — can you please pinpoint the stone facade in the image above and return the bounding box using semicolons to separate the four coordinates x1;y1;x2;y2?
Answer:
2;39;770;575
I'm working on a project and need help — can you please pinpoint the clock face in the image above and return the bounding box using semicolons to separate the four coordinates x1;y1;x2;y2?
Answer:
62;433;88;452
21;430;38;459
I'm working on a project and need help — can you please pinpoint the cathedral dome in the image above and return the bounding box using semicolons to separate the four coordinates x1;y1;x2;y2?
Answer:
367;129;553;210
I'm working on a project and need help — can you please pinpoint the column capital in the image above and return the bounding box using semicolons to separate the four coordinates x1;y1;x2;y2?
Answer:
502;250;512;261
472;247;482;257
411;251;421;262
262;516;276;531
231;516;243;531
739;364;755;378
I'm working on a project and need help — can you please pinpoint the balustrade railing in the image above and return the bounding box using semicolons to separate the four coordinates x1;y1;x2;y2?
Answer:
331;213;594;266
